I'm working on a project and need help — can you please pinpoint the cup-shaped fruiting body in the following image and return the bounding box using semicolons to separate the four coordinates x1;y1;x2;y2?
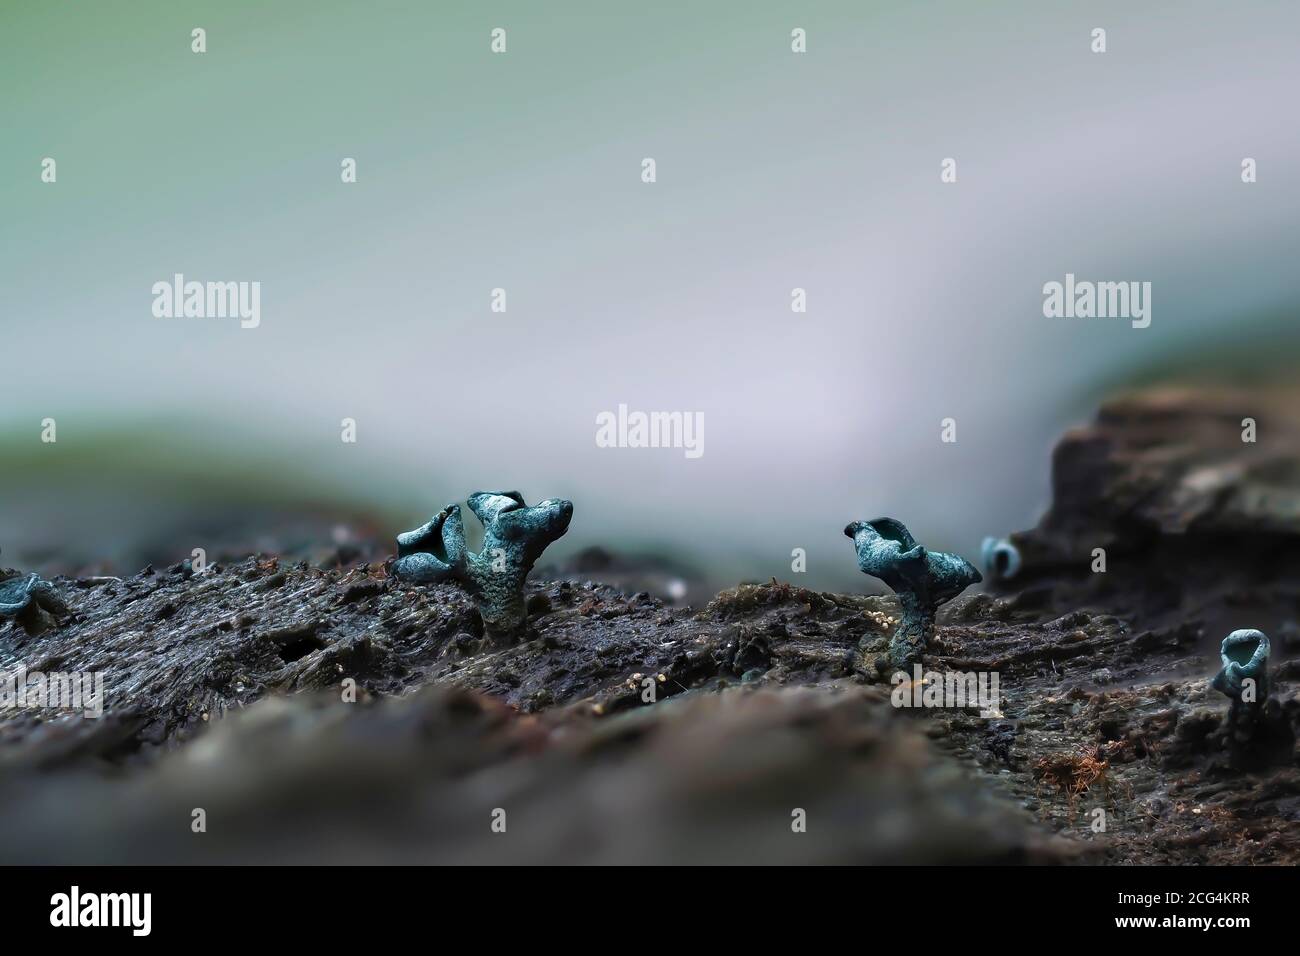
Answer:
845;518;981;670
1209;628;1290;769
0;573;43;617
0;551;65;634
1211;628;1270;704
392;491;573;635
393;505;463;584
980;536;1021;582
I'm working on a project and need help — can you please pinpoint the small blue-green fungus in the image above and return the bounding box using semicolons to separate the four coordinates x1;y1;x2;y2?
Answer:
393;491;572;635
845;518;981;670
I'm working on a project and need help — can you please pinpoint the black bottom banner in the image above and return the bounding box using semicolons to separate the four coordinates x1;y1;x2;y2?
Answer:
0;864;1280;940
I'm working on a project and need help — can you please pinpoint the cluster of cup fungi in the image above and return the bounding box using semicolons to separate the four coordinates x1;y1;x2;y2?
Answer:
0;502;1285;763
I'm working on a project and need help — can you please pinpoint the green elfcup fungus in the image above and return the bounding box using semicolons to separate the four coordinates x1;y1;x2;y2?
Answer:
1211;628;1270;705
845;518;981;671
1209;628;1290;768
980;536;1021;582
0;549;65;635
392;491;572;636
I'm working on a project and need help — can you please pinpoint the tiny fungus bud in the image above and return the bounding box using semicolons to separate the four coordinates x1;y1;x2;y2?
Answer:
980;536;1021;582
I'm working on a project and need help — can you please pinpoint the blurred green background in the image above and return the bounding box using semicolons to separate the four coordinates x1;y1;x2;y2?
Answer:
2;0;1298;594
